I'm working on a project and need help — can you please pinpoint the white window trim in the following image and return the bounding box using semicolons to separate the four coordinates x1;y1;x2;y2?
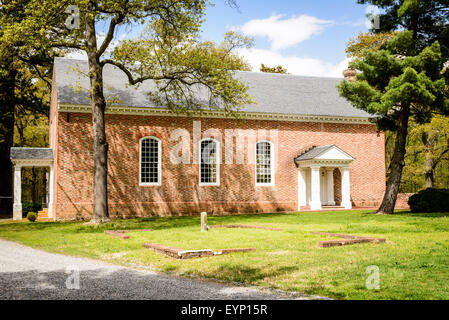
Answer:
255;140;275;187
139;136;162;186
199;138;220;187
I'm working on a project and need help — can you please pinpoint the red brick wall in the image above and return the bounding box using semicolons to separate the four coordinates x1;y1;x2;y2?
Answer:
395;193;413;209
53;112;386;220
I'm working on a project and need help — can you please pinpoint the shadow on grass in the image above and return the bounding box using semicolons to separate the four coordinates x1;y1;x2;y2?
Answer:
357;210;449;219
391;211;449;218
212;264;298;284
0;221;79;232
210;212;292;221
8;209;442;236
21;212;294;234
0;216;201;234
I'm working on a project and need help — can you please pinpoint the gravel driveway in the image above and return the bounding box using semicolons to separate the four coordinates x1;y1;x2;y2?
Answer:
0;239;319;300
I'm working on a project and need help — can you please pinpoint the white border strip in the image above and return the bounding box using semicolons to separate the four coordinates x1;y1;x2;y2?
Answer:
58;104;373;125
177;249;214;256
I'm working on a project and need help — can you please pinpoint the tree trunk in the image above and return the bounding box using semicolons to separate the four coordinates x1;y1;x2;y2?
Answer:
85;4;110;223
421;132;435;189
0;55;16;217
377;105;410;214
425;156;435;188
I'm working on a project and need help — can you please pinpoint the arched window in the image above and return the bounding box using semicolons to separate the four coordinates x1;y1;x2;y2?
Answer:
199;138;220;186
139;137;161;186
255;141;274;186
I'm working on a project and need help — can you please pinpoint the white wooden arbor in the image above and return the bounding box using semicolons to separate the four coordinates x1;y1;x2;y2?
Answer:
295;145;354;211
10;148;54;220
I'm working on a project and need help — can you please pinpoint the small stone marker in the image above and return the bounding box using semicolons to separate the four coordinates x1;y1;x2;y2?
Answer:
209;225;282;231
104;229;152;240
311;232;386;248
216;248;256;255
201;212;208;232
104;230;130;240
143;243;256;259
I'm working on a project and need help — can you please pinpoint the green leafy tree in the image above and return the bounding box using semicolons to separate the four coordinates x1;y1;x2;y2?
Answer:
0;0;54;215
0;62;51;215
346;31;398;61
338;31;449;214
358;0;449;56
339;0;449;213
345;30;449;193
407;115;449;188
13;69;50;210
1;0;253;223
0;53;16;215
260;64;288;74
14;111;49;207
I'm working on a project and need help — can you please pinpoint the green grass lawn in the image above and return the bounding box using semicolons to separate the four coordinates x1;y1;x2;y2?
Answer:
1;210;448;300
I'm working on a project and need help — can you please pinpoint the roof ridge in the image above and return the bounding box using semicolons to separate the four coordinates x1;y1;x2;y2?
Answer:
234;70;344;80
54;57;345;80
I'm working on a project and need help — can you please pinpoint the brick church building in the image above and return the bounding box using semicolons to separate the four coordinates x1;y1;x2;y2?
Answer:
10;58;386;221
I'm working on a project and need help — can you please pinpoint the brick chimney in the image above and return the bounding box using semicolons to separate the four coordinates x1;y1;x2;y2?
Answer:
343;69;356;82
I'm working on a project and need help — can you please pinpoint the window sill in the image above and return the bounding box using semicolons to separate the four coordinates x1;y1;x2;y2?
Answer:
139;183;162;187
199;183;220;187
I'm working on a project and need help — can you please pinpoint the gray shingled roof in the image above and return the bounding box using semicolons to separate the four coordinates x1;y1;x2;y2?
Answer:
10;148;53;160
54;57;371;118
295;146;335;161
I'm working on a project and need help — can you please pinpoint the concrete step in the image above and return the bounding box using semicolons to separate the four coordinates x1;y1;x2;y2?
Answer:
299;205;347;212
38;208;49;218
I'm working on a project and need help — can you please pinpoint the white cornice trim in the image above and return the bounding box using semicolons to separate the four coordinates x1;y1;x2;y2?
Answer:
296;159;354;168
12;159;54;167
58;104;374;125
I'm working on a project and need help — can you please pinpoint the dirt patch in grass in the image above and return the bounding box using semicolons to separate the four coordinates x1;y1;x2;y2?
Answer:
210;225;282;231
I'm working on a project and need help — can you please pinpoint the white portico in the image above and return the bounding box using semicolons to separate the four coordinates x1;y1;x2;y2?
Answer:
295;145;354;211
10;148;54;221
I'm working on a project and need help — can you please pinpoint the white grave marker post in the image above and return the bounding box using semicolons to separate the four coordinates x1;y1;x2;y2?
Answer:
201;212;208;232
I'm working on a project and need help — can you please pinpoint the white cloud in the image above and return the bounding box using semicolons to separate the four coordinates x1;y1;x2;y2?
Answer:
237;48;348;78
66;42;349;78
239;14;332;51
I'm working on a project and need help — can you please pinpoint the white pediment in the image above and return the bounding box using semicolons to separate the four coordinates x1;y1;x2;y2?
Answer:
315;146;354;161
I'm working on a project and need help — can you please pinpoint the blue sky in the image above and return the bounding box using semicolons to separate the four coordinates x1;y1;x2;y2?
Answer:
73;0;372;77
198;0;371;77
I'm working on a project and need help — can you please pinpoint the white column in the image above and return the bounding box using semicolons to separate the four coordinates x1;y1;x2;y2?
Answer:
48;164;54;219
297;168;307;211
13;165;22;220
310;166;322;210
341;167;352;209
326;168;335;206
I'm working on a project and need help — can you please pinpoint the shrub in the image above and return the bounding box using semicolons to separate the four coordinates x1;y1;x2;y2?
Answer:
26;212;38;222
22;202;42;217
408;188;449;213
